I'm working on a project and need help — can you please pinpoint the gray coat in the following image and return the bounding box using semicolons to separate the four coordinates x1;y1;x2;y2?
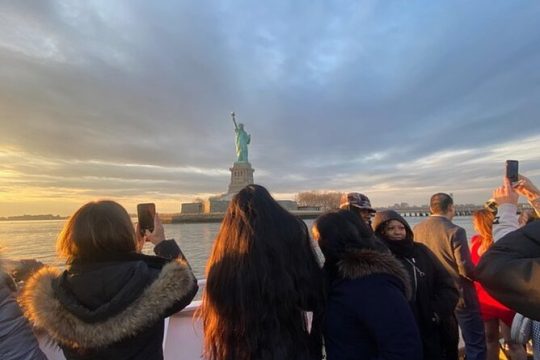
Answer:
413;216;476;283
0;266;46;360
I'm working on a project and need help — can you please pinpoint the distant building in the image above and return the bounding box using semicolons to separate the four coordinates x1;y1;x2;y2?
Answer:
205;198;230;213
277;200;298;211
298;205;321;211
181;202;203;214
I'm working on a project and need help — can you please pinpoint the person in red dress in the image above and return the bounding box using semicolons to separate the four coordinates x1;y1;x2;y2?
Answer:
470;209;526;360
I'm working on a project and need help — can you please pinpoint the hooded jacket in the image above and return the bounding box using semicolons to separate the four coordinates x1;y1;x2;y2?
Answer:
324;248;423;360
373;210;459;360
20;240;198;360
0;257;47;360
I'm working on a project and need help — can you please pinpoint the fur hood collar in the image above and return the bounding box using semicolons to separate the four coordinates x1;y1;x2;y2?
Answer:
338;249;412;300
19;258;196;349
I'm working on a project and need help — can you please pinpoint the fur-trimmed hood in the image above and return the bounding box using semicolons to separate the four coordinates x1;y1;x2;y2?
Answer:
337;249;412;300
19;258;196;349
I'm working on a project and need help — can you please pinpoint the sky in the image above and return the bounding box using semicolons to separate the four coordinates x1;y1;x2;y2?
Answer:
1;0;540;217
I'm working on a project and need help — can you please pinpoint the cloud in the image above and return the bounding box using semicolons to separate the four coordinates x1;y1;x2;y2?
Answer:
1;0;540;215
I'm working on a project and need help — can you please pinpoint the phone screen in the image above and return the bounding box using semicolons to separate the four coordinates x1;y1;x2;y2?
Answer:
505;160;519;183
137;203;155;235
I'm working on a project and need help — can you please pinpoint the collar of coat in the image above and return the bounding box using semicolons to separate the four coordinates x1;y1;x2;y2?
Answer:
337;249;412;300
19;258;196;349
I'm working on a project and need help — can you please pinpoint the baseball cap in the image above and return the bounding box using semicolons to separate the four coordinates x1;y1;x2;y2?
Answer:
339;192;375;212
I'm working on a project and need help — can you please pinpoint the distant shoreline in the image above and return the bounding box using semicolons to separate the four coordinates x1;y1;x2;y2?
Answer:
171;210;323;223
0;215;68;221
1;206;491;223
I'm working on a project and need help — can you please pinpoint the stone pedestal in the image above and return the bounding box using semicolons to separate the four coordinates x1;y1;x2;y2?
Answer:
228;162;255;194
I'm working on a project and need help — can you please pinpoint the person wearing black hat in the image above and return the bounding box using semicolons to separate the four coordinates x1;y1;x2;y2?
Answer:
339;192;376;226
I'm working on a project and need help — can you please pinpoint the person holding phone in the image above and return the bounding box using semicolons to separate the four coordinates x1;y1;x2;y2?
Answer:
19;200;198;360
476;173;540;359
477;174;540;319
470;209;527;360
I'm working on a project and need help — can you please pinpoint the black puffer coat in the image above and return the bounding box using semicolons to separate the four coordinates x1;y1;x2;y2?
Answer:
477;221;540;320
373;210;459;360
20;240;198;360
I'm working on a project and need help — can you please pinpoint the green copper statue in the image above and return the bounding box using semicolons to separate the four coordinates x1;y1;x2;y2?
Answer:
231;112;250;163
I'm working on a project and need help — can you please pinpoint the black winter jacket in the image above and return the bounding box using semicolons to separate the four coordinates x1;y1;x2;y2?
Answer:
373;210;459;360
324;249;423;360
21;240;198;360
476;221;540;321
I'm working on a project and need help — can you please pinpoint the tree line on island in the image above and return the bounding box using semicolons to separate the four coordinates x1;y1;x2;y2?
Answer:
295;191;344;210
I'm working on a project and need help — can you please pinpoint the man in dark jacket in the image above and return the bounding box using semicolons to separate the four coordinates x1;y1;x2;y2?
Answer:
413;193;486;360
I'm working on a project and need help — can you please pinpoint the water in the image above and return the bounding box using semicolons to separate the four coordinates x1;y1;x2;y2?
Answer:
0;216;475;279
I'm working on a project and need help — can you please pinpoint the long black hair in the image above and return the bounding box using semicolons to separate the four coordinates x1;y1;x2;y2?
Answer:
313;209;383;273
199;184;324;360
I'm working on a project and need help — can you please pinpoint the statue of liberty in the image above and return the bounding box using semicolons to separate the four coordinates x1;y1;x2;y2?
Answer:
231;112;250;163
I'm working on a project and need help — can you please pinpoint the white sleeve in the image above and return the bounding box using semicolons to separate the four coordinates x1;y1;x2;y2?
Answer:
493;203;519;242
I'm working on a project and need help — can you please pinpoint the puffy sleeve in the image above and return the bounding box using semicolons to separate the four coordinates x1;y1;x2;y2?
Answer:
476;221;540;320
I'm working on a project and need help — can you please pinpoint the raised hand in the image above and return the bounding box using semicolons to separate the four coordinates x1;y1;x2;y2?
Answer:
492;177;519;205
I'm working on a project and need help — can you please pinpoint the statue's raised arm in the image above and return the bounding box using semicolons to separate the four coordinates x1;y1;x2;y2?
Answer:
231;112;238;130
231;112;250;163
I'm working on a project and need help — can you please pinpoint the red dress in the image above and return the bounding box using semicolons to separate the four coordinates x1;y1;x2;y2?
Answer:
471;235;515;326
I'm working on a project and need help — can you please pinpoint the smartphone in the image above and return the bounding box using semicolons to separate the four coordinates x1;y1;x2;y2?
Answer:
505;160;519;184
137;203;155;235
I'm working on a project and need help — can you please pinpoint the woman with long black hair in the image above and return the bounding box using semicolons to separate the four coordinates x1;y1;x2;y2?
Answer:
313;209;422;360
199;184;325;360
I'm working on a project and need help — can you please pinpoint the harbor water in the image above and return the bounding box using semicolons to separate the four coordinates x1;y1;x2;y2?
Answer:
0;217;475;279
